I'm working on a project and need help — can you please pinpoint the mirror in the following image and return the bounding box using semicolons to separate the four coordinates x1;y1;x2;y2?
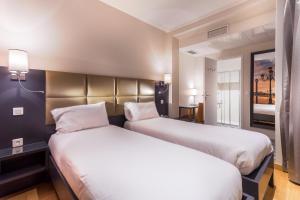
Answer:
250;49;275;130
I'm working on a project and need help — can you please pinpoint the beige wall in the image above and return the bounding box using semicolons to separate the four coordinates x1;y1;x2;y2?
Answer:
210;40;275;139
179;53;204;106
0;0;172;81
169;38;180;118
274;0;285;166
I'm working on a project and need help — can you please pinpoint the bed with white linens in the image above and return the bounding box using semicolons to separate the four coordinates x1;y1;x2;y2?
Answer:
49;125;242;200
253;104;275;116
124;117;273;175
123;102;274;200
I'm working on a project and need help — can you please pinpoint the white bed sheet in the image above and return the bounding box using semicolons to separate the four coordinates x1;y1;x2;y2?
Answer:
254;104;275;115
49;125;242;200
125;118;273;175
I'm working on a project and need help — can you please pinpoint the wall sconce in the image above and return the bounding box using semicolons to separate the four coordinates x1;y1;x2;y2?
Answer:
164;73;172;84
8;49;44;93
9;49;29;80
158;73;172;94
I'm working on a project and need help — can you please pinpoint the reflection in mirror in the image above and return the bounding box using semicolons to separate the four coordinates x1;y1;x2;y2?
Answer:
250;49;275;130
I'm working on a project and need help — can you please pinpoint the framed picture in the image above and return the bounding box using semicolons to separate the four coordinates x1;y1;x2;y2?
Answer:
250;49;275;130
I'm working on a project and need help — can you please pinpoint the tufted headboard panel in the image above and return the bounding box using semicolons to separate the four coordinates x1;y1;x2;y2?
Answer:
45;71;155;125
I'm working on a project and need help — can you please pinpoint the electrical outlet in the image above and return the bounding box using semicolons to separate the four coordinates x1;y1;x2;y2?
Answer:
160;99;164;104
12;138;23;148
13;107;24;116
12;146;23;155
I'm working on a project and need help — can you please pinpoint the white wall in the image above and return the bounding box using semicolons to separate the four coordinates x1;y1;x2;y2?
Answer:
179;52;204;106
176;0;276;48
169;37;180;118
217;58;241;72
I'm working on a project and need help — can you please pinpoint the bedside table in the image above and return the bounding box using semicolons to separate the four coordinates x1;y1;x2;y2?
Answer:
0;141;49;197
179;105;198;121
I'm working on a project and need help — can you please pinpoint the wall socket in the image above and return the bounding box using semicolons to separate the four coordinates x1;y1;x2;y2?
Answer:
12;138;23;148
13;107;24;116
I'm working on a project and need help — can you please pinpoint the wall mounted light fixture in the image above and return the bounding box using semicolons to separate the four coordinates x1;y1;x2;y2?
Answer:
164;73;172;84
8;49;44;93
9;49;29;80
158;73;171;94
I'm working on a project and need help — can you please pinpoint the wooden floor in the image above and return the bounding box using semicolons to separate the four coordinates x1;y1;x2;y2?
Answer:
0;182;58;200
1;168;300;200
265;168;300;200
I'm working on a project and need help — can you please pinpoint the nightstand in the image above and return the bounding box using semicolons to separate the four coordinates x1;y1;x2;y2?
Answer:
0;141;49;197
179;105;198;121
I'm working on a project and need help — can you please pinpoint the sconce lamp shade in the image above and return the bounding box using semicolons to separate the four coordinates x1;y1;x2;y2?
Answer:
164;73;172;84
9;49;29;74
188;88;198;96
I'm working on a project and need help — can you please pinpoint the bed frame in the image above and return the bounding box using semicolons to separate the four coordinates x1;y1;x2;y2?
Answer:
49;156;78;200
242;153;274;200
252;113;275;130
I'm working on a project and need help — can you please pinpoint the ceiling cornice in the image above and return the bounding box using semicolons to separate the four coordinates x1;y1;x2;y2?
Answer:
170;0;275;37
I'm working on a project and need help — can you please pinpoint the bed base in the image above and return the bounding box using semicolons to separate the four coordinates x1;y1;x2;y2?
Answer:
242;153;274;200
49;156;78;200
242;193;255;200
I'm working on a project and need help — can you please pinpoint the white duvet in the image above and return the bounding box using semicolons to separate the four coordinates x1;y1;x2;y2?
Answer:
49;125;242;200
254;104;275;115
124;118;273;175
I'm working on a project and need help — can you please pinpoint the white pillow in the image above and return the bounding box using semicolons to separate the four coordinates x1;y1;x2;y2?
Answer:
51;102;109;133
124;102;159;121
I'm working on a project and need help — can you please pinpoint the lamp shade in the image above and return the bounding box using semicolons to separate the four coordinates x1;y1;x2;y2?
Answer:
9;49;29;74
164;73;172;84
188;88;197;96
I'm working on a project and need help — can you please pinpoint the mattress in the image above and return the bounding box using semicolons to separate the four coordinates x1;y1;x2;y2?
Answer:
124;118;273;175
254;104;275;115
49;125;242;200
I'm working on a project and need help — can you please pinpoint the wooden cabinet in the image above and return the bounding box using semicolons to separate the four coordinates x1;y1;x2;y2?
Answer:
0;141;49;197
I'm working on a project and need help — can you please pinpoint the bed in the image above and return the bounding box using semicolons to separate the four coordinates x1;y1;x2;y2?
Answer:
253;104;275;116
49;125;243;200
124;117;274;200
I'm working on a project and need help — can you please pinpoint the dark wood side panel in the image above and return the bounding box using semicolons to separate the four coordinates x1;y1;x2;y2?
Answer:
242;153;274;200
0;66;46;149
49;156;78;200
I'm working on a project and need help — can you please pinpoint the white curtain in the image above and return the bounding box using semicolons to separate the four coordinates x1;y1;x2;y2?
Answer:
217;71;240;126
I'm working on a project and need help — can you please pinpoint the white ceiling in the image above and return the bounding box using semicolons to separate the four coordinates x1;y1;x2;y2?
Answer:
99;0;247;32
180;23;275;57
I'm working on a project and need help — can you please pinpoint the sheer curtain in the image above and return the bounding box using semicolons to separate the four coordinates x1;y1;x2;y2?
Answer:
280;0;300;183
217;71;240;127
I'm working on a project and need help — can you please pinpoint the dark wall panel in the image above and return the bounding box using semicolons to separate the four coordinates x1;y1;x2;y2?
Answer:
155;83;169;116
0;66;46;149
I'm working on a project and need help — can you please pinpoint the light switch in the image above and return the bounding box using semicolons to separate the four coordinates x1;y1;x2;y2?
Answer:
13;107;24;116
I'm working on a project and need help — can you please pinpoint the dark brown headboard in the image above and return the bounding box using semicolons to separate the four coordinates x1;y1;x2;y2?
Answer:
45;71;155;125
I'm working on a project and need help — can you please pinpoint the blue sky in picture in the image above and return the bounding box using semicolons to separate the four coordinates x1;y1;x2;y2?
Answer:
254;59;275;78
